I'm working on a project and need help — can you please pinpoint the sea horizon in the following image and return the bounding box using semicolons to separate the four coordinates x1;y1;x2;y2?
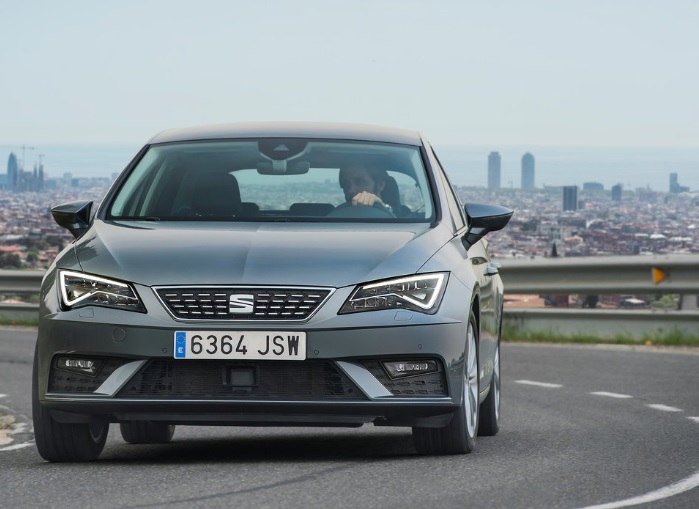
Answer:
3;143;698;193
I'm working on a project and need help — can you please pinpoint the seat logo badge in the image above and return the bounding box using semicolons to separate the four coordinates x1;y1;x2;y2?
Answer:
229;294;254;314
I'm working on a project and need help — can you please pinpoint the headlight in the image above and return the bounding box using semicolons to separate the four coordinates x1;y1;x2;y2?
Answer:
339;273;448;315
59;270;146;312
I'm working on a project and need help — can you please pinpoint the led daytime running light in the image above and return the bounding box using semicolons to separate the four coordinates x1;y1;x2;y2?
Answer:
59;270;144;312
340;272;448;315
361;273;446;310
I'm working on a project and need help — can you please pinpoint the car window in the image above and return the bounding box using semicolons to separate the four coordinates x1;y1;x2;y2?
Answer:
106;139;434;222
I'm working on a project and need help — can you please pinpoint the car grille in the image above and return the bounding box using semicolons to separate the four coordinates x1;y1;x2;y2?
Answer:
49;357;126;393
155;287;333;321
117;360;365;400
361;360;447;397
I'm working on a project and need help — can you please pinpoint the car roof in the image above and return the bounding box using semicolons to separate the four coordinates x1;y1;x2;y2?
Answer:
148;121;424;146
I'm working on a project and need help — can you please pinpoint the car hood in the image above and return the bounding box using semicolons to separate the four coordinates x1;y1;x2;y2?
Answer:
70;220;452;288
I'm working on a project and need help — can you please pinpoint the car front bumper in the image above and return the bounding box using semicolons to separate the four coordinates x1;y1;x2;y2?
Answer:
36;306;469;428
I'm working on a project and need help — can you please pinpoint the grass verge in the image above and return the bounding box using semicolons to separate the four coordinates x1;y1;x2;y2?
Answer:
503;324;699;346
0;318;39;327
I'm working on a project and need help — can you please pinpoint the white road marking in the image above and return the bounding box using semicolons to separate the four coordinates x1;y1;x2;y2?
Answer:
646;404;683;412
515;380;563;388
0;394;7;398
575;469;699;509
590;392;633;399
0;442;34;452
688;416;699;423
11;423;28;434
0;414;15;446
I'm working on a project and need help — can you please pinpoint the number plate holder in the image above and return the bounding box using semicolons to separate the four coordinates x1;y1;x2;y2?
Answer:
174;330;307;360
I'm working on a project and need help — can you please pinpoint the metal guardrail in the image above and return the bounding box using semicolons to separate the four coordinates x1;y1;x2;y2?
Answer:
1;256;698;339
497;254;699;339
0;270;45;294
497;254;699;295
0;270;44;322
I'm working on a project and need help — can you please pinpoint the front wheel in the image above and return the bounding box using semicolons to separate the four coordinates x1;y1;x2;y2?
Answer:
120;421;176;444
32;356;108;462
478;341;500;436
413;310;479;454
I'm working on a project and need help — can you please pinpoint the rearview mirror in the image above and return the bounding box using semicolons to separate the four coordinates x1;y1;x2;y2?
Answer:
256;160;311;175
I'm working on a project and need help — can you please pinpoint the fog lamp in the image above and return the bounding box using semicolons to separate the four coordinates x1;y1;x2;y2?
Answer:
382;360;439;379
56;357;102;376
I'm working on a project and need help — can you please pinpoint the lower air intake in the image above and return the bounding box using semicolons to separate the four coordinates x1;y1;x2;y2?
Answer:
118;360;365;400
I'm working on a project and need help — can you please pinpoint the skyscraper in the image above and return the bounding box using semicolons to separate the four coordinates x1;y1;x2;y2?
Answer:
487;151;501;189
670;172;689;193
521;153;535;189
6;152;18;191
562;186;578;211
611;183;623;202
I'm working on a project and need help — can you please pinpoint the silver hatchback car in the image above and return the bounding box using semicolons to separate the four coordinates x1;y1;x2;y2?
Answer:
33;122;512;461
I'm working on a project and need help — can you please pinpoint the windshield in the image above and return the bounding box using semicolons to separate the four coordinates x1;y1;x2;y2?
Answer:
107;139;434;222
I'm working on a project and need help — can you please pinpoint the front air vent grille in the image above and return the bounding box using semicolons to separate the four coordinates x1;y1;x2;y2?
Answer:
117;360;365;400
155;286;333;321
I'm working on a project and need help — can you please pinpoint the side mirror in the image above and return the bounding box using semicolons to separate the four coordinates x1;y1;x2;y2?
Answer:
463;202;513;248
51;200;93;239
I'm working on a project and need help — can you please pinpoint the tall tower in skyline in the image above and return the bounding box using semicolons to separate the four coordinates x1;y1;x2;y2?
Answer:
6;152;18;191
521;152;535;189
487;151;501;189
562;185;578;211
611;183;623;202
669;172;689;193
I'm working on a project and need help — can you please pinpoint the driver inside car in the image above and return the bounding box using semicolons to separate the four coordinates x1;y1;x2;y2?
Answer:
338;164;394;214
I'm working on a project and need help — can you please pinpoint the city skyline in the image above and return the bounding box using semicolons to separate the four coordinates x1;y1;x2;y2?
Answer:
3;145;697;194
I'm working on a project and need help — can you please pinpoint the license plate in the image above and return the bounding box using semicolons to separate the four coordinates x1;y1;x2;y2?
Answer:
173;330;306;360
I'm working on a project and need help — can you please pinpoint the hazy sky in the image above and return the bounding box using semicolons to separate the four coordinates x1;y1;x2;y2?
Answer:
1;0;697;148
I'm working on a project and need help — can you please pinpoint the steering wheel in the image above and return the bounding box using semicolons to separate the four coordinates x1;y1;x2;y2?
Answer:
326;202;396;218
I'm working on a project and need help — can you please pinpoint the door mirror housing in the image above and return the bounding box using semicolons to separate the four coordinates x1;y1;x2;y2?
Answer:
463;203;513;248
51;201;93;239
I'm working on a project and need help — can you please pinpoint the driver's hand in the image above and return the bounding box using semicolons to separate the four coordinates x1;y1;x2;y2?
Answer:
351;191;383;207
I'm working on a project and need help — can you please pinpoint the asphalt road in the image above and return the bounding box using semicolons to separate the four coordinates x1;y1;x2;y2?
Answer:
1;327;698;509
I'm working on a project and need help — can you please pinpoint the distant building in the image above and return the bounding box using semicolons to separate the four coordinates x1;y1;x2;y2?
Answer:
611;183;623;202
562;185;578;211
521;153;535;189
6;152;18;191
670;172;689;193
487;151;501;189
583;182;604;193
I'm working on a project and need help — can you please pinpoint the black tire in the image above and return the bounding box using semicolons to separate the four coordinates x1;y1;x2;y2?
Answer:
478;340;500;436
120;421;176;444
32;355;108;462
413;310;479;455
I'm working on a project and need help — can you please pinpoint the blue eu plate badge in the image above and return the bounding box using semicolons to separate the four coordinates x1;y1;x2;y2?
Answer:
175;331;186;358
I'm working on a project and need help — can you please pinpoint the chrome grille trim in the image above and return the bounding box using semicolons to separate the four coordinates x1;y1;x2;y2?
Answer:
154;285;335;322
